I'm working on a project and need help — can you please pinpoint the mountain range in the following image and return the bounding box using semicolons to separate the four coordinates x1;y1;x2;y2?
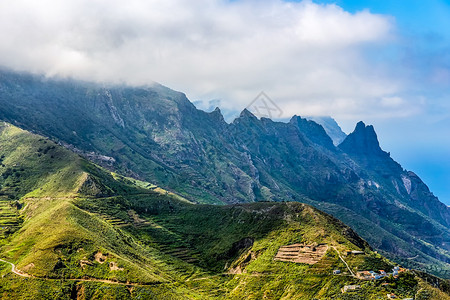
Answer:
0;69;450;298
0;121;448;299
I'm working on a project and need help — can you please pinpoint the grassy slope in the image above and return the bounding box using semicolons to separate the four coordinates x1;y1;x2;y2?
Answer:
81;194;450;300
0;122;448;299
0;71;449;278
0;123;202;298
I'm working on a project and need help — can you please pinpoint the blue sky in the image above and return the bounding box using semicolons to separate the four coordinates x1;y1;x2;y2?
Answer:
0;0;449;203
312;0;450;203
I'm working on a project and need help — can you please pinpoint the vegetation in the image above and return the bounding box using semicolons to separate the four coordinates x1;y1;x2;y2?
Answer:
0;122;449;299
1;70;450;279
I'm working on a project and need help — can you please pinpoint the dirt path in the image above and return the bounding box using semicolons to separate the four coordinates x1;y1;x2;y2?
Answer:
185;274;226;282
67;277;163;286
331;246;355;277
0;258;163;286
0;258;33;278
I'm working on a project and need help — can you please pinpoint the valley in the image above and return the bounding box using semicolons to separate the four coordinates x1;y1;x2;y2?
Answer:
0;0;448;297
0;71;449;278
0;73;449;298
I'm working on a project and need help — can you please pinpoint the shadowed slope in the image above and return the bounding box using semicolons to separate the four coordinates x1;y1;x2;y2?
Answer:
0;123;448;299
1;70;450;277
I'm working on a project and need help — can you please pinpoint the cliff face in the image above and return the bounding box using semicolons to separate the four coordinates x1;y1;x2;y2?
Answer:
1;69;450;277
339;121;387;157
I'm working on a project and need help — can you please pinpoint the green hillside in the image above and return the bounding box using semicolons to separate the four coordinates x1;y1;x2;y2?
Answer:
1;70;449;278
0;122;449;299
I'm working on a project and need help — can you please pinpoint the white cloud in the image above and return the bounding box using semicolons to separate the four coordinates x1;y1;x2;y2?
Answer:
381;96;404;108
0;0;411;119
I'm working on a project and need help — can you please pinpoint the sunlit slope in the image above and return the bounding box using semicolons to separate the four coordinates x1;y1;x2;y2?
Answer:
0;123;176;283
0;122;448;299
77;195;450;299
1;70;450;277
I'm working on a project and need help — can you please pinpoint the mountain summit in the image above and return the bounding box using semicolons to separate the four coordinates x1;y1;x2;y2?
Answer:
339;121;387;157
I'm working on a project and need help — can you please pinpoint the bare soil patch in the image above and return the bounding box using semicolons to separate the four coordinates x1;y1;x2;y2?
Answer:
274;243;328;264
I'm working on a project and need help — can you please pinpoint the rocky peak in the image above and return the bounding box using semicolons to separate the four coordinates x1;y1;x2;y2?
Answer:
233;109;259;125
240;108;257;119
339;121;388;158
289;115;335;150
209;107;226;123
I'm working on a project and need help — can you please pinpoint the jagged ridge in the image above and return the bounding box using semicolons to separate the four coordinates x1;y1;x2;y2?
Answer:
0;70;449;278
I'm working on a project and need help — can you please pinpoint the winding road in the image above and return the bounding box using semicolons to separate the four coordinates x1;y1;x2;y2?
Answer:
0;258;162;286
0;258;33;278
1;248;358;286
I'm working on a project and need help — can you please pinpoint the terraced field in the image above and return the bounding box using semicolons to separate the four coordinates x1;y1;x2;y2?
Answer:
274;243;328;264
0;196;20;239
91;209;205;281
99;214;130;228
137;215;202;265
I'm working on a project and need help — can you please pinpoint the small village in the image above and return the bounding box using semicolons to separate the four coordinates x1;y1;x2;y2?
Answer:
273;244;416;299
332;250;413;299
354;266;407;281
338;265;410;299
